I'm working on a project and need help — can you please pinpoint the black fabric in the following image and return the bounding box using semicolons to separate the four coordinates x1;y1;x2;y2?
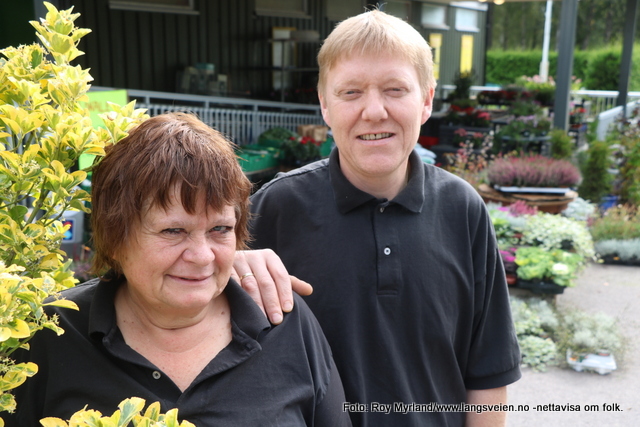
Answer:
6;275;351;427
249;148;521;426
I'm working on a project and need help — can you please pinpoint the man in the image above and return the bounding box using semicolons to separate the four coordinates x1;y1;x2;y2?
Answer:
237;10;521;426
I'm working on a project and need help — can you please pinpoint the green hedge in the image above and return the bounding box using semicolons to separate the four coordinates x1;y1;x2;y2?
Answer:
486;45;640;91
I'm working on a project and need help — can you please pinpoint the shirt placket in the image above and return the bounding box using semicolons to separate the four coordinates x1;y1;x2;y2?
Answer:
373;202;402;295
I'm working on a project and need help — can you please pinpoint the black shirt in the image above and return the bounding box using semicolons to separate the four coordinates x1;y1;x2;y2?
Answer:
6;275;351;426
250;149;521;426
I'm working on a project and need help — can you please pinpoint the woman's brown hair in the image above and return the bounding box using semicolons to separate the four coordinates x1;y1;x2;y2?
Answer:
90;112;252;276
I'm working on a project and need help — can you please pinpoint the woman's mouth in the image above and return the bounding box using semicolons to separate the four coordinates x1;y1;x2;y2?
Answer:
359;132;393;141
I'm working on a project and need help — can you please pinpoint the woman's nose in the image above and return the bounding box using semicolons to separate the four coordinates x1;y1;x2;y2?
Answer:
182;234;215;265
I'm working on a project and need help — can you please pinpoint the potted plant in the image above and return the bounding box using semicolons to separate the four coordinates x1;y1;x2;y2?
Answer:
494;115;552;154
558;310;623;375
486;155;582;190
520;212;596;261
514;246;584;294
479;154;583;213
577;140;614;204
590;205;640;265
280;135;321;167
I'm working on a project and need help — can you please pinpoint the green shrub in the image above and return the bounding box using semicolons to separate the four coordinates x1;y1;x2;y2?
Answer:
590;205;640;241
584;49;621;91
549;129;574;160
578;140;613;203
486;45;640;91
0;1;147;420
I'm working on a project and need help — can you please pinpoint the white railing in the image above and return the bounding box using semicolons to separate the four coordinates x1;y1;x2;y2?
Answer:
92;87;324;145
440;85;640;119
595;100;640;141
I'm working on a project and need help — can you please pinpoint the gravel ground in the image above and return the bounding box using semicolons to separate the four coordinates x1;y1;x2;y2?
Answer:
507;263;640;426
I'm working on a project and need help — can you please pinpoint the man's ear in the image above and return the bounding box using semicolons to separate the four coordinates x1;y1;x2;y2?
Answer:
319;93;332;127
421;87;435;124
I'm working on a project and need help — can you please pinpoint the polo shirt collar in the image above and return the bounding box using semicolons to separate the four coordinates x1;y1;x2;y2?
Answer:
330;147;426;214
89;273;271;341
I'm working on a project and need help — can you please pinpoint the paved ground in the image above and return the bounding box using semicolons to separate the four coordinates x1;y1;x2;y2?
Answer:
507;263;640;426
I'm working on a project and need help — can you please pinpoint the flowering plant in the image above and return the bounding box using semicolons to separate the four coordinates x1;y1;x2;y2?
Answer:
520;213;596;261
515;246;583;287
445;133;493;189
444;107;491;128
570;107;586;125
281;135;321;165
452;128;486;148
486;155;581;188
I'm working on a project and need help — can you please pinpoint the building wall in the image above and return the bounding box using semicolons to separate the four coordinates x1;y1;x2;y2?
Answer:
3;1;487;103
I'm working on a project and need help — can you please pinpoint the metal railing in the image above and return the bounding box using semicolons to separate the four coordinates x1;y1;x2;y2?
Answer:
93;85;640;144
440;84;640;120
92;87;324;145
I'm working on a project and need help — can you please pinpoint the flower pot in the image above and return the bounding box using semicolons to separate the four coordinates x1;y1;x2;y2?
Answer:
566;349;617;375
516;279;565;295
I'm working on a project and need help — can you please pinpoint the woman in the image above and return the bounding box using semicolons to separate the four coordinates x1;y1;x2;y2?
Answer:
6;113;350;426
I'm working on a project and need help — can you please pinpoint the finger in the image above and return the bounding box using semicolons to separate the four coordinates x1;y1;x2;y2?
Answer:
246;251;288;324
233;251;265;315
291;275;313;297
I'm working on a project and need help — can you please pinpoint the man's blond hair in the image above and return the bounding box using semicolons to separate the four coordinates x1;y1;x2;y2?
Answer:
317;9;436;97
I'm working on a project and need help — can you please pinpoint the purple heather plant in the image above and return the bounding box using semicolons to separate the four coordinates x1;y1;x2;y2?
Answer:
487;155;582;188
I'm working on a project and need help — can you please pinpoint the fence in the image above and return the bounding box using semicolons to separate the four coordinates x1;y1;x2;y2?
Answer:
440;85;640;120
93;87;324;146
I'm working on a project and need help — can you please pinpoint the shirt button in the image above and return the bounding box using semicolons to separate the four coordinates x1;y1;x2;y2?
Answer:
384;247;391;255
152;371;161;380
379;207;385;213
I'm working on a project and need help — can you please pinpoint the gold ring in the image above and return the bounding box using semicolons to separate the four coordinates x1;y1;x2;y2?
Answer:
240;272;255;281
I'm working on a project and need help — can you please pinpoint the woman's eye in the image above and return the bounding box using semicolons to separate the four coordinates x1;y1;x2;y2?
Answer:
212;226;233;234
162;228;183;235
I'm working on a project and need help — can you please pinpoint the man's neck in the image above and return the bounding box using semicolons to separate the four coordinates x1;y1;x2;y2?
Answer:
341;160;411;201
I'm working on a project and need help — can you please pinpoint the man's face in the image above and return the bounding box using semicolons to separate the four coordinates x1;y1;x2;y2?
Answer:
319;52;433;191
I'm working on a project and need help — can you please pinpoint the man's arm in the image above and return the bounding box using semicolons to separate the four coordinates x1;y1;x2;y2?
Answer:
233;249;313;324
465;387;508;427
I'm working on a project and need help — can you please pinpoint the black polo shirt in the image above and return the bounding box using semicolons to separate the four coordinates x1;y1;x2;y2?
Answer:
250;148;521;427
6;275;351;426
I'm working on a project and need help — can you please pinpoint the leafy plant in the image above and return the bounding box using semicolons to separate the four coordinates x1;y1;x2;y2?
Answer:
589;204;640;241
443;108;491;129
562;197;597;223
509;296;559;371
520;212;596;260
41;397;195;427
281;135;321;165
594;238;640;262
486;155;582;188
515;246;584;287
555;310;624;356
0;2;147;419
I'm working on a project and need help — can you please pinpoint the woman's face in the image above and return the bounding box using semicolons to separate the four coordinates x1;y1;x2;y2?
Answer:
117;189;237;316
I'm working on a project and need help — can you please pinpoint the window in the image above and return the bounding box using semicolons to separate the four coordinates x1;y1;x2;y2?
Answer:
256;0;309;18
421;4;448;29
109;0;197;14
326;0;363;21
383;1;410;21
429;33;442;81
455;8;479;32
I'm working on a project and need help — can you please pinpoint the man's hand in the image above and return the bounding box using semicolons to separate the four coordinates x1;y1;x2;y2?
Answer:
233;249;313;324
